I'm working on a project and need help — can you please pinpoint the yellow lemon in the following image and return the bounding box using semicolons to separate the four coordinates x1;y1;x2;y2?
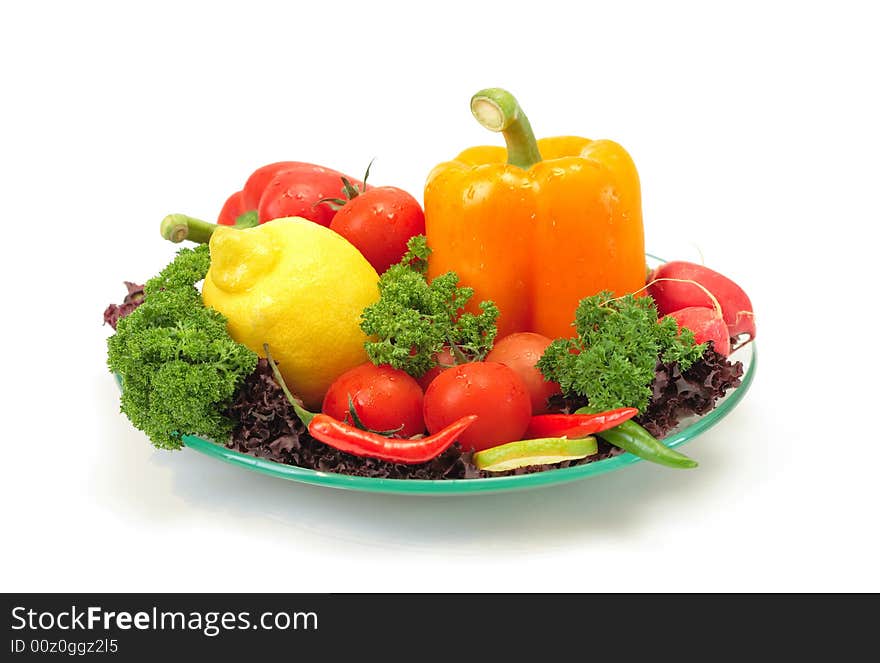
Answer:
202;217;379;409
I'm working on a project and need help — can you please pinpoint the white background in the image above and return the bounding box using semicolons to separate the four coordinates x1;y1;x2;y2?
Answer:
2;1;878;592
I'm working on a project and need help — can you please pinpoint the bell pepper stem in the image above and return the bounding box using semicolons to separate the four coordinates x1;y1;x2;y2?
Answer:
160;214;217;244
160;211;259;244
470;88;542;169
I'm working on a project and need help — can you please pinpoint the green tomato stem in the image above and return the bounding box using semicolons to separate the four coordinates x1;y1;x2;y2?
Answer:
470;88;542;169
446;337;470;365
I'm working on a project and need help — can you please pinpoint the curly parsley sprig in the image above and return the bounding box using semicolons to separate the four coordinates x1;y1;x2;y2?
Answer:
359;236;499;377
537;291;705;412
107;245;258;449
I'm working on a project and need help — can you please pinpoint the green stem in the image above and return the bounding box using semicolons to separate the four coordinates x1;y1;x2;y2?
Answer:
263;344;316;427
160;214;218;244
160;211;259;244
446;336;470;365
470;88;542;169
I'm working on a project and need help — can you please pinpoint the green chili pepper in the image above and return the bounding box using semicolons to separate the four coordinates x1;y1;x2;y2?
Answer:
594;419;698;469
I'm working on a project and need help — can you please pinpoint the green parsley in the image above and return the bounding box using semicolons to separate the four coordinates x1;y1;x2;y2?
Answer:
107;245;258;449
360;236;499;377
537;291;705;412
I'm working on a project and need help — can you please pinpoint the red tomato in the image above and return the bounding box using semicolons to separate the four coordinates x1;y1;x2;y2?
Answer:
416;346;456;391
217;190;246;226
485;332;561;414
241;161;306;211
330;187;426;274
423;362;532;452
258;164;369;227
322;363;425;438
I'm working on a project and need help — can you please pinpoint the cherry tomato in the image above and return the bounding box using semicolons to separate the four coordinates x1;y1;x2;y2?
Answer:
416;346;456;391
217;190;246;226
330;186;426;274
258;164;369;227
423;362;532;452
241;161;306;211
485;332;561;414
322;363;425;438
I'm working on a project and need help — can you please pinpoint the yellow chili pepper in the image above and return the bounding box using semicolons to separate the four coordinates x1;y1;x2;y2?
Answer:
425;88;646;339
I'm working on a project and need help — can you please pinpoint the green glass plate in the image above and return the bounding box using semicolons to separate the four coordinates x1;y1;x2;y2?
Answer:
181;340;754;495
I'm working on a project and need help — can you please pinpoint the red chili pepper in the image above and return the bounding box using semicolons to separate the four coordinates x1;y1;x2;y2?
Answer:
308;414;478;464
524;407;638;440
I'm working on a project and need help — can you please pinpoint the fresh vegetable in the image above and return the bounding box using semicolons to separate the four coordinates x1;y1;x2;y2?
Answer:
161;160;365;243
308;413;477;465
103;282;144;329
537;291;705;412
242;161;304;211
593;417;698;469
329;181;426;274
269;339;470;466
663;306;730;356
474;436;598;472
485;332;561;414
258;163;368;226
360;236;499;378
418;331;552;393
201;217;379;409
647;261;755;344
425;87;646;338
525;407;638;440
107;245;258;449
217;190;247;226
105;88;756;481
640;346;743;438
228;349;743;478
229;358;469;479
322;363;425;438
551;345;744;440
422;362;532;452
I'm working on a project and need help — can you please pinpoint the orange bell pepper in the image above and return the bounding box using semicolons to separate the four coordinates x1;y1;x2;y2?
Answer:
425;88;646;339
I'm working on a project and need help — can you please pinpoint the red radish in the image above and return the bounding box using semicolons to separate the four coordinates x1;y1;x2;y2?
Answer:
662;306;731;356
648;261;755;343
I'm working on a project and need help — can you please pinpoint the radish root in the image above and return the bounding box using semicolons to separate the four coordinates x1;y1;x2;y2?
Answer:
603;277;723;318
